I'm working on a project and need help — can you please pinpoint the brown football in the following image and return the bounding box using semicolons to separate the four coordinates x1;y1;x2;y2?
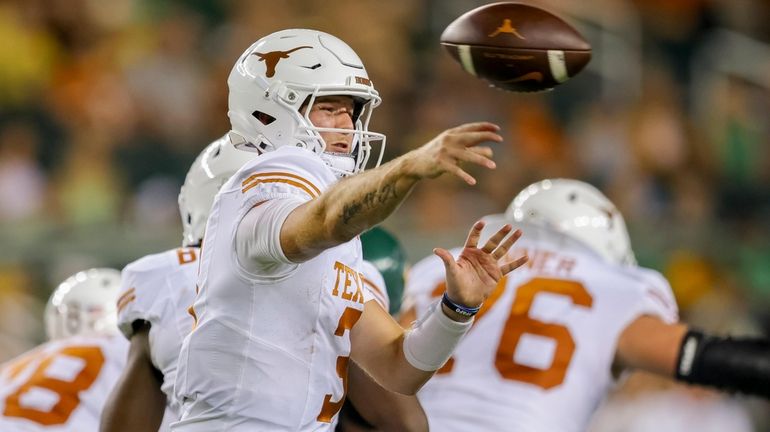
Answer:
440;2;591;92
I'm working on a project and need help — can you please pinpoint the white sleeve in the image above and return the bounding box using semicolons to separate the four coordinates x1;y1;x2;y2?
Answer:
117;252;177;339
236;197;305;277
624;267;679;325
360;260;388;310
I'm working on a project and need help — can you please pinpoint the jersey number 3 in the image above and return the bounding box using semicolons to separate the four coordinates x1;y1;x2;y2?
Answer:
439;277;593;389
3;346;104;425
317;307;362;423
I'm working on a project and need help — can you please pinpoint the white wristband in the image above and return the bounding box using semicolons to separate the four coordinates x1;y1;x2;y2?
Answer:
403;302;473;371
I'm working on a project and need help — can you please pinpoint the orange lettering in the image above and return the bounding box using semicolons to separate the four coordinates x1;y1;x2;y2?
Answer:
354;76;372;86
531;251;554;273
341;266;354;301
429;277;592;389
555;258;576;276
331;262;345;297
351;273;366;304
331;262;366;304
177;248;197;265
317;307;363;422
3;346;104;425
496;278;592;389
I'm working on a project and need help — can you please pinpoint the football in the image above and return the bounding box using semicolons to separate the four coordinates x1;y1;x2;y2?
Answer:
440;2;592;92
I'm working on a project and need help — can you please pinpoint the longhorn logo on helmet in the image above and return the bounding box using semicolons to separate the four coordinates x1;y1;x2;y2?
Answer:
252;46;312;78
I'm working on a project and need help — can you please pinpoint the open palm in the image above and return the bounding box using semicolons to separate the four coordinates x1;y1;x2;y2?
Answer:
434;221;528;308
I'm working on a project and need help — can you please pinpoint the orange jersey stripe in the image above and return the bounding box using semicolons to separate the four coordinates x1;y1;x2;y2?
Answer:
116;288;135;308
242;172;321;196
116;294;136;314
242;177;319;199
362;277;388;307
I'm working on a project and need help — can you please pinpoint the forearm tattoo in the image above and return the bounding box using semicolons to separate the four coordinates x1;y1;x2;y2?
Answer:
341;181;399;224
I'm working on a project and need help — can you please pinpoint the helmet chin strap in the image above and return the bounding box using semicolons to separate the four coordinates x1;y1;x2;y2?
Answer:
320;151;356;178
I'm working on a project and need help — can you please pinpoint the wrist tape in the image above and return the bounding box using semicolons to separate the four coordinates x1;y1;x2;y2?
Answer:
403;302;473;371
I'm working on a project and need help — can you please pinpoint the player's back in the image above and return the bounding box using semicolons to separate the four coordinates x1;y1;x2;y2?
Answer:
0;334;128;431
116;246;199;421
405;218;678;432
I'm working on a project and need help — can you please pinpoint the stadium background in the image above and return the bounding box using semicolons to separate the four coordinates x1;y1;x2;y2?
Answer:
0;0;768;429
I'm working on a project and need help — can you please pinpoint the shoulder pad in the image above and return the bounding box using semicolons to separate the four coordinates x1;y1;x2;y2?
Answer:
231;146;336;202
613;265;679;324
117;248;199;339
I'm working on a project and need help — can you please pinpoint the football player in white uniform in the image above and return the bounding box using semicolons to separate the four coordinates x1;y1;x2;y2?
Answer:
172;29;527;431
100;136;259;432
402;179;770;432
0;268;126;431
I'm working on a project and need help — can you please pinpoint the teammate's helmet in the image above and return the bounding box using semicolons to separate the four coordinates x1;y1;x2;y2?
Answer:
44;268;122;340
227;28;385;177
179;135;260;247
506;179;637;266
361;227;406;315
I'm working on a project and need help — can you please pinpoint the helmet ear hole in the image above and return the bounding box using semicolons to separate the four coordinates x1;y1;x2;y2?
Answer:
252;110;276;126
352;97;366;122
568;192;578;202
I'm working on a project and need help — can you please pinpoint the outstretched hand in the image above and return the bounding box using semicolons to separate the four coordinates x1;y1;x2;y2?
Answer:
408;122;501;185
434;221;527;313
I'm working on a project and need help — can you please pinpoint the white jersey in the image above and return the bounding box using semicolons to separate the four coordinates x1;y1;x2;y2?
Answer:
174;146;373;431
360;260;389;312
0;335;128;431
328;261;386;432
404;220;679;432
116;247;199;423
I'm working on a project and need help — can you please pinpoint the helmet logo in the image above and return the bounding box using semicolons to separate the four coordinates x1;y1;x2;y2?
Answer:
354;76;372;86
252;46;312;78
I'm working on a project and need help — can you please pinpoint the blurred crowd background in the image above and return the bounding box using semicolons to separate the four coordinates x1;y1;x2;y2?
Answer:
0;0;768;429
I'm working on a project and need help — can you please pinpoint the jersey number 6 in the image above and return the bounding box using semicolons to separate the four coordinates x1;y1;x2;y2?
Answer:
437;277;592;390
495;278;593;389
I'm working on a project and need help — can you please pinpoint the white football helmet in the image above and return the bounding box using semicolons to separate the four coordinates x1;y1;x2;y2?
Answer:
227;28;386;177
44;268;122;340
179;135;260;247
506;179;637;266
